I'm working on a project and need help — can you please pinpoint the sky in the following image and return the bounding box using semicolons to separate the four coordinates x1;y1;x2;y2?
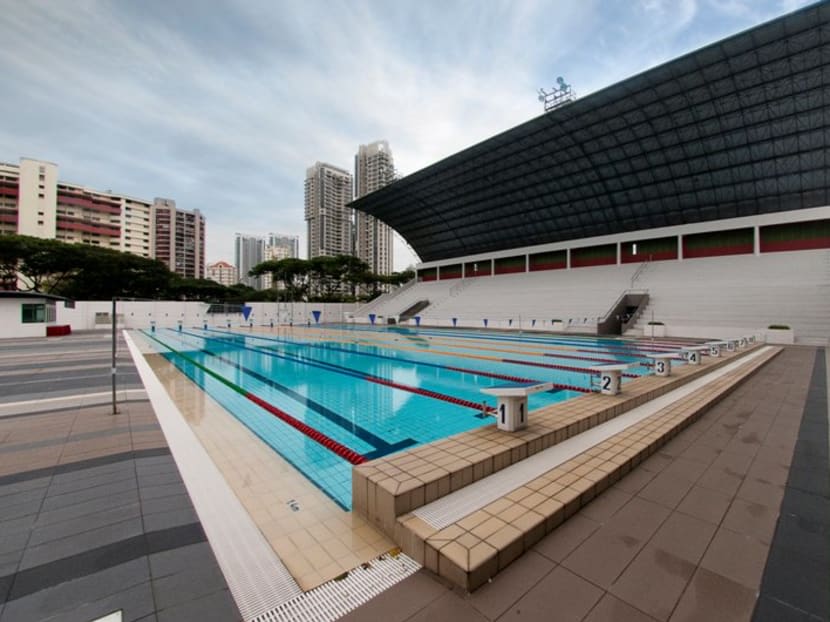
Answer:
0;0;814;271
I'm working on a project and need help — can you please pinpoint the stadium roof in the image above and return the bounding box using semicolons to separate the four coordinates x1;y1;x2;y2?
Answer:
350;3;830;263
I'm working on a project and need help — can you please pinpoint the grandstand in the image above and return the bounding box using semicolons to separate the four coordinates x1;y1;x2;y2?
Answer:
351;4;830;344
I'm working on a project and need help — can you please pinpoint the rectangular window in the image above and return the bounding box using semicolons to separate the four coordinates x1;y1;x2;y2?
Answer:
21;303;45;323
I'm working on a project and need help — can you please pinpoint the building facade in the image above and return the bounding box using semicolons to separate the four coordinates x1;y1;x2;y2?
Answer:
0;157;155;259
304;162;353;259
206;260;237;286
354;141;395;275
153;198;205;279
234;233;265;289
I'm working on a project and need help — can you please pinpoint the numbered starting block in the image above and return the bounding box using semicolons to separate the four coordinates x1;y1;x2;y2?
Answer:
704;341;726;358
682;345;710;366
646;353;677;377
481;382;553;432
589;364;630;395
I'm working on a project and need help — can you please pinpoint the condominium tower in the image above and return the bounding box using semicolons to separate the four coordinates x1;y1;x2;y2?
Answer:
304;162;353;259
0;157;154;258
153;198;205;279
354;141;395;275
234;233;265;289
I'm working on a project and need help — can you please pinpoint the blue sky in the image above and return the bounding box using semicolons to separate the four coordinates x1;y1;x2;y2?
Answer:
0;0;813;270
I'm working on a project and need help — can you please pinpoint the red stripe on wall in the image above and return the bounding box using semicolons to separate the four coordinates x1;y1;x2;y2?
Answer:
683;243;754;258
529;261;566;271
494;265;526;275
620;249;678;263
760;237;830;253
571;255;616;268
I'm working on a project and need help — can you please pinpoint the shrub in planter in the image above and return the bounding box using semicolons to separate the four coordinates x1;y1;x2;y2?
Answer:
768;324;790;330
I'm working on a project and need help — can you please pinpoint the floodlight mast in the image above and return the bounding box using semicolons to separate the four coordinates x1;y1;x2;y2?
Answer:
538;76;575;112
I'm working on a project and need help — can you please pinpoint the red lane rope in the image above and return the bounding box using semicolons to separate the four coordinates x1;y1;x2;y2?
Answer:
246;393;367;465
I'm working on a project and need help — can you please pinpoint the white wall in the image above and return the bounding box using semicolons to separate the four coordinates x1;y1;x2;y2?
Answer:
0;300;47;338
55;300;359;331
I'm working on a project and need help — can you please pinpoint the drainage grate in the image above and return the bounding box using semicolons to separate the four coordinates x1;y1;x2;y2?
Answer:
251;550;421;622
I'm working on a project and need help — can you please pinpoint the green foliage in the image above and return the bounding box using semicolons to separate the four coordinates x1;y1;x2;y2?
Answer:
0;234;418;303
767;324;790;330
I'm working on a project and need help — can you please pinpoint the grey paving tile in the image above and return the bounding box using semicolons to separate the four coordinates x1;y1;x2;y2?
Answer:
499;565;603;622
338;571;447;622
0;477;51;498
140;493;194;516
54;581;156;622
138;482;188;501
468;550;555;619
151;562;227;610
404;590;487;622
0;499;41;522
0;514;36;537
142;507;199;532
0;530;30;556
1;558;150;622
47;465;136;497
34;489;140;527
156;587;239;622
40;478;138;513
28;502;142;547
149;542;216;578
532;514;600;563
19;517;144;570
136;471;183;488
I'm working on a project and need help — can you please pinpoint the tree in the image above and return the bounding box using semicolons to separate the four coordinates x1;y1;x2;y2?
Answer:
249;257;310;301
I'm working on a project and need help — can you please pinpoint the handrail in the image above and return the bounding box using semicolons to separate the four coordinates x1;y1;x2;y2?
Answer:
600;288;649;323
353;277;417;315
630;258;651;288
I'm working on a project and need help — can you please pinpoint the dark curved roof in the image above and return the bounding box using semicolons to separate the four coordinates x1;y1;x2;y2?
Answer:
351;3;830;263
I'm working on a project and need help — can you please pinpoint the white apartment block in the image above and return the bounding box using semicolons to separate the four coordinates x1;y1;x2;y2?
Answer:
206;260;237;286
305;162;353;259
0;157;154;258
354;141;395;275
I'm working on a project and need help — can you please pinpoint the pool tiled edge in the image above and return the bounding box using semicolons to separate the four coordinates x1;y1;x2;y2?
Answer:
352;344;766;540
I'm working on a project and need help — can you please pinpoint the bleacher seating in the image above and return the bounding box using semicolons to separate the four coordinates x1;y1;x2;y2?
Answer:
627;249;830;340
353;250;829;340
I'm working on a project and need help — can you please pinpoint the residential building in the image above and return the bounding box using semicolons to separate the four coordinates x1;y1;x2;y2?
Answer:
153;198;205;279
305;162;353;259
267;233;300;259
261;234;299;290
206;260;237;286
234;233;265;289
0;157;154;258
354;141;395;275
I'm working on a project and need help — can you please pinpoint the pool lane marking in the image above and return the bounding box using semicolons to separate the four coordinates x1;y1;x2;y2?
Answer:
334;324;680;353
348;333;650;367
169;331;418;460
302;333;640;380
143;330;367;465
198;330;505;412
205;328;594;395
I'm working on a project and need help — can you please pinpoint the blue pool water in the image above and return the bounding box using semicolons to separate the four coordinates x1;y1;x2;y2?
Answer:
142;326;671;510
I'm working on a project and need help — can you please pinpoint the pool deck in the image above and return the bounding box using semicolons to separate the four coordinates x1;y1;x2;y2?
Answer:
1;328;827;621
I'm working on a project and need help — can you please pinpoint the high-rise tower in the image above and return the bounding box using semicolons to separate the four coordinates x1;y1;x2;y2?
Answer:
354;141;395;275
304;162;353;259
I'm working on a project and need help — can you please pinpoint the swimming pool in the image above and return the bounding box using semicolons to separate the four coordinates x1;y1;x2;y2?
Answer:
140;326;679;509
